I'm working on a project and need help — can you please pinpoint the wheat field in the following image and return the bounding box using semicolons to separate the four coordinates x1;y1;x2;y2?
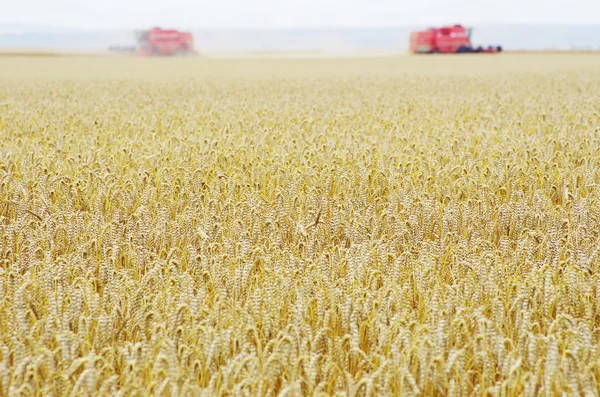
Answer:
1;54;600;396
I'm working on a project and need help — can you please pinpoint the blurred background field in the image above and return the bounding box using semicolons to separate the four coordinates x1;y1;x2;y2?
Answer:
2;52;600;79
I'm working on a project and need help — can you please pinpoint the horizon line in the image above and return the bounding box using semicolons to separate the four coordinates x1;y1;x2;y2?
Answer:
2;22;600;33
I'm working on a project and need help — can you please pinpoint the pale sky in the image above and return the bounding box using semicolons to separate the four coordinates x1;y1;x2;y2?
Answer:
2;0;600;30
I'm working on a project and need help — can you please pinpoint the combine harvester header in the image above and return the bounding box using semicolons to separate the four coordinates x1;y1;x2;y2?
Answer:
410;25;502;54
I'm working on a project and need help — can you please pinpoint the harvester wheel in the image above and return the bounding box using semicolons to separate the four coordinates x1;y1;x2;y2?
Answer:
457;46;470;53
497;46;503;53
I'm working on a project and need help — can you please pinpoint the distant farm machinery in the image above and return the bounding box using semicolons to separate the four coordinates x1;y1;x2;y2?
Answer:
109;27;196;57
410;25;502;54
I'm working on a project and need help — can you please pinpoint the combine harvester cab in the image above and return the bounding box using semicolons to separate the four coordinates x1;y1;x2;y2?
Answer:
410;25;502;54
134;27;196;57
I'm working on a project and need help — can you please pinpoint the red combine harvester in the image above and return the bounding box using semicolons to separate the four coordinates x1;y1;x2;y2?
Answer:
109;27;196;56
410;25;502;54
136;27;196;56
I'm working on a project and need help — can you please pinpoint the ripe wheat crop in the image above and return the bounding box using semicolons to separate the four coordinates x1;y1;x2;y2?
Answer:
1;54;600;396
